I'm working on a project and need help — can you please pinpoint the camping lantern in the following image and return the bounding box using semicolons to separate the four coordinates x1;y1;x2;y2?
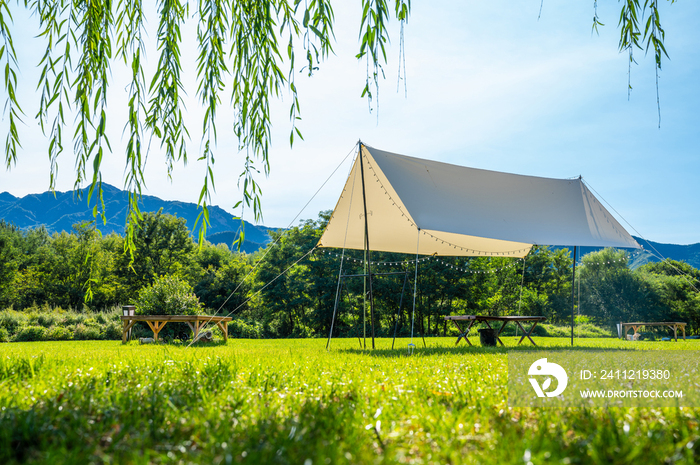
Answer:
122;305;136;342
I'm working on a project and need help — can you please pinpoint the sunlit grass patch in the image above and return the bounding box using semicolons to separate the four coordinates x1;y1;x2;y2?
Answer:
0;338;699;464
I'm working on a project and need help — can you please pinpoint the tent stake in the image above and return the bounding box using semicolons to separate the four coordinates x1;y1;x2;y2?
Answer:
359;144;377;349
571;245;577;346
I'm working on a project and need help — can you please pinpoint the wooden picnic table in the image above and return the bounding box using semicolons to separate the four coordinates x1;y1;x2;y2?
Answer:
621;322;686;342
444;315;547;347
120;315;232;344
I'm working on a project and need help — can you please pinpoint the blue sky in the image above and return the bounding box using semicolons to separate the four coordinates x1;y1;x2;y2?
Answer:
2;1;699;244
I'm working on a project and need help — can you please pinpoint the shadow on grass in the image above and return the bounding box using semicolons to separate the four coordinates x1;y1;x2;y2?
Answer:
335;343;638;359
123;338;229;348
188;339;229;348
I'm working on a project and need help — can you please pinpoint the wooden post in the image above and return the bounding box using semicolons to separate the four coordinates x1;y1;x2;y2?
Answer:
146;320;167;341
121;319;136;344
216;321;229;342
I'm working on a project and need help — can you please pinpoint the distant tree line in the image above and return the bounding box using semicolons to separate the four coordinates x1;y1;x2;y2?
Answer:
1;211;699;337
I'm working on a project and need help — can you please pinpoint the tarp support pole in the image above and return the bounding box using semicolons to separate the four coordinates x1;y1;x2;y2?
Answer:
391;269;410;349
363;252;367;348
571;245;577;346
359;144;377;349
411;230;421;348
326;249;347;350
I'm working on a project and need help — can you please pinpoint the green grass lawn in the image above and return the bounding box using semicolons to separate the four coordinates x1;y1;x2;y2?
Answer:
1;337;699;464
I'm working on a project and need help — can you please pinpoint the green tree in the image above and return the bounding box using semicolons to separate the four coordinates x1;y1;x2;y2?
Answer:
136;274;203;340
254;214;330;337
0;221;21;307
35;222;112;310
115;210;195;296
11;226;53;309
190;241;253;314
366;253;416;337
444;248;570;325
520;246;573;323
637;260;700;334
409;256;470;337
578;248;656;327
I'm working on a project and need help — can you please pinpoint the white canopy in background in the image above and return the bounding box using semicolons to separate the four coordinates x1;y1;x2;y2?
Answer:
318;144;640;257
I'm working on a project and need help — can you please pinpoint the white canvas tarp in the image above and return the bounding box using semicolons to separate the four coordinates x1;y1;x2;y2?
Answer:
317;145;640;257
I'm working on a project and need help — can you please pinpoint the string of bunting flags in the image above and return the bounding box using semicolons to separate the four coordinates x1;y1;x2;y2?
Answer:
576;252;644;267
431;257;524;274
318;250;432;267
317;250;524;274
317;249;646;273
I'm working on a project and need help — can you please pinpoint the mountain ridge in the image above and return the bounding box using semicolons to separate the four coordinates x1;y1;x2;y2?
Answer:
2;184;699;266
0;183;275;252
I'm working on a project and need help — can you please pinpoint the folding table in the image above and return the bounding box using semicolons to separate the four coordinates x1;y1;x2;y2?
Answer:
621;322;686;341
444;315;547;347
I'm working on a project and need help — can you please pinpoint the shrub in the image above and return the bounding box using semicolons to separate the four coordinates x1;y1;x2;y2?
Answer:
136;276;204;340
94;313;111;325
228;318;264;339
46;326;73;341
0;310;28;334
100;321;123;340
31;312;63;328
0;326;8;343
290;325;315;339
14;325;48;342
73;323;101;340
61;312;87;326
136;276;203;316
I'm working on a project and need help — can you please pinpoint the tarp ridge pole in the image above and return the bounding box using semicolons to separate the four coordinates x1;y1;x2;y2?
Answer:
358;143;377;349
571;245;577;347
363;248;367;349
577;266;581;340
368;250;377;350
328;142;361;350
516;256;527;338
410;229;421;350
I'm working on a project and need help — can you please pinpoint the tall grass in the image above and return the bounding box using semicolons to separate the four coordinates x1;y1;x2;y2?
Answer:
2;305;619;343
0;338;699;464
0;306;269;342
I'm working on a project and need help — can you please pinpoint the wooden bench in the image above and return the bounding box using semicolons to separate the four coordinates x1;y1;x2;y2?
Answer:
445;315;547;346
621;322;686;342
120;315;232;344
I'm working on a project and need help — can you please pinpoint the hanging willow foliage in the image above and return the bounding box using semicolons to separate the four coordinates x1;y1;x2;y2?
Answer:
1;0;410;254
0;0;675;258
